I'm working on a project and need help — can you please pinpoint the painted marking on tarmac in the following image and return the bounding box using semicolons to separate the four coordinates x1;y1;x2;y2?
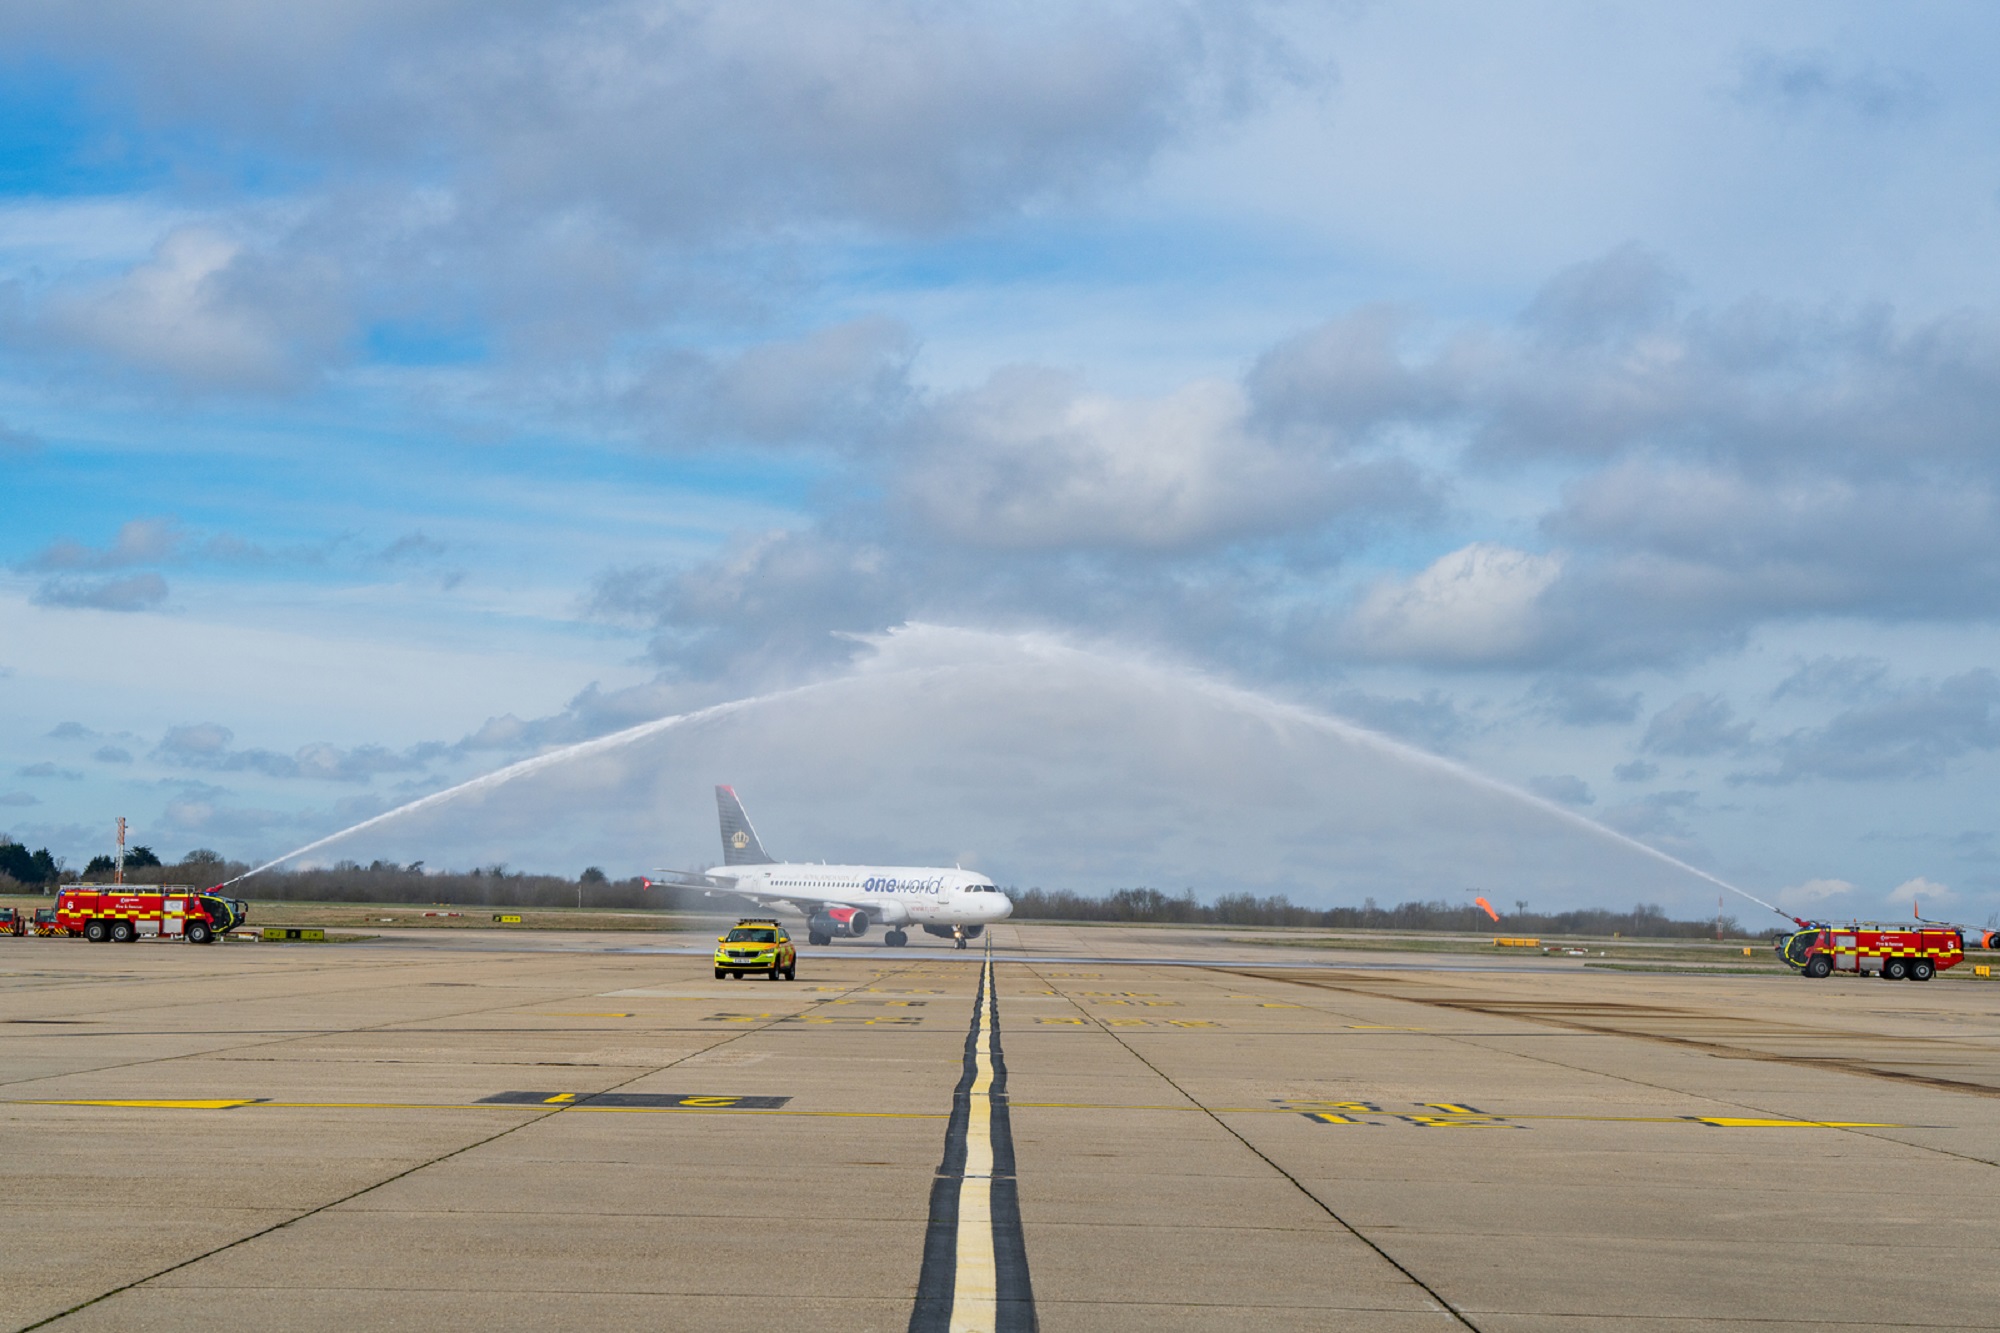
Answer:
1276;1099;1912;1130
1031;1016;1218;1028
1693;1117;1899;1128
4;1093;1917;1133
19;1098;264;1110
910;951;1035;1333
705;1011;924;1025
478;1090;792;1109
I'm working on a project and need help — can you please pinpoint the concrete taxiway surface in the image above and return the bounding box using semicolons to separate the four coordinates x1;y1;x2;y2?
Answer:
4;922;1999;1330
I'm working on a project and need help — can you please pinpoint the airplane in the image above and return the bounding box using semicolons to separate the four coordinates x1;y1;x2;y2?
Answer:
646;786;1014;949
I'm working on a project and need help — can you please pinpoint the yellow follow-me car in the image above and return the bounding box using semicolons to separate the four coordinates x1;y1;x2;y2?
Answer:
715;919;798;981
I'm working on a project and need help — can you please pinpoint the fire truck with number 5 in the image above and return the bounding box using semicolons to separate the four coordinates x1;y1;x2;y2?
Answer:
1776;922;1967;980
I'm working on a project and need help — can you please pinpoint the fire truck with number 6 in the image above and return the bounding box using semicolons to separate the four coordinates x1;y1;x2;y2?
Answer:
46;886;248;944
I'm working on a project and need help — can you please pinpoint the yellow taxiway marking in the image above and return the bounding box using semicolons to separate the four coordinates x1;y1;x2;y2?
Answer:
4;1099;1905;1130
8;1098;941;1119
1694;1117;1898;1128
1012;1102;1915;1128
21;1099;261;1110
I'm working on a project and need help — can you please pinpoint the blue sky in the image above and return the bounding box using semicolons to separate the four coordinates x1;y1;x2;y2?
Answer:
4;1;2000;925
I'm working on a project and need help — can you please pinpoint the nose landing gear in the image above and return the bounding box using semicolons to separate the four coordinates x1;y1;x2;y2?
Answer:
952;926;968;950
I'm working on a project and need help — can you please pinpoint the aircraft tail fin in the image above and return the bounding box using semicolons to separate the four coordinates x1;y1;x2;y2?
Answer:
716;785;774;865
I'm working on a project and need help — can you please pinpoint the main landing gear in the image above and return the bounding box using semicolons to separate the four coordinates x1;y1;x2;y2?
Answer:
884;929;908;947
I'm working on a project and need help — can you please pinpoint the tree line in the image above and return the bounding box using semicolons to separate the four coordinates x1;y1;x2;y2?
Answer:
1;840;1751;937
0;848;710;910
0;838;60;886
1007;885;1749;938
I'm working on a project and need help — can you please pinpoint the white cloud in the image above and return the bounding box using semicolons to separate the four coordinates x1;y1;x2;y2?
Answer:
24;518;183;572
1529;774;1593;807
1643;693;1753;758
1347;543;1563;665
901;372;1350;551
1;2;1299;236
43;227;344;388
1784;877;1856;903
1888;875;1956;909
31;573;170;613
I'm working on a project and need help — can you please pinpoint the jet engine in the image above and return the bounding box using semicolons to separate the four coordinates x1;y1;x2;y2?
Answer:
819;906;869;938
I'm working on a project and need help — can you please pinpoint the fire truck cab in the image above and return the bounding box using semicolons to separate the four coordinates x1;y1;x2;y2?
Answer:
54;886;247;944
1778;924;1963;981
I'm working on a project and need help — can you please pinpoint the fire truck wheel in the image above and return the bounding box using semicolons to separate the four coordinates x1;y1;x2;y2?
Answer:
1911;959;1935;981
1884;959;1908;981
84;919;109;943
185;922;213;945
1805;954;1832;978
110;921;135;943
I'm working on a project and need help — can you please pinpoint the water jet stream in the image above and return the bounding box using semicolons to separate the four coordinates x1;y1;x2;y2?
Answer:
223;644;1791;923
1168;670;1794;924
221;675;882;887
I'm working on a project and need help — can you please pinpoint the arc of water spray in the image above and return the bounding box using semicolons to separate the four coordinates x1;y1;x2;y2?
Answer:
1166;670;1795;923
225;646;1794;924
221;674;901;887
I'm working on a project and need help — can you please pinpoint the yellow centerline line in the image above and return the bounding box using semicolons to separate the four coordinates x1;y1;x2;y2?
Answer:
950;952;1000;1333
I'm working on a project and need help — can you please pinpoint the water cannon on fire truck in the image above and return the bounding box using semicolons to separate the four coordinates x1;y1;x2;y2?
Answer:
1696;871;1995;980
47;884;248;943
1773;896;1996;980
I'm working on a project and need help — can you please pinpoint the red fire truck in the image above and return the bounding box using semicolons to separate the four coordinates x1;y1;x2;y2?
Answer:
1777;923;1965;980
51;885;248;944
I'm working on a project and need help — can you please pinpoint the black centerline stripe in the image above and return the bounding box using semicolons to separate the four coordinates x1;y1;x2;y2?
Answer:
986;966;1035;1332
908;979;975;1329
909;958;1036;1333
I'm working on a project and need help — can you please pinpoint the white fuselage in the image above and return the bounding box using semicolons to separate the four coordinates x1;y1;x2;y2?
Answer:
709;864;1013;927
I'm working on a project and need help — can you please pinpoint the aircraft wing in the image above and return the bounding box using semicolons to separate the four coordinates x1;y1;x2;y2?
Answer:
646;868;850;918
642;868;724;891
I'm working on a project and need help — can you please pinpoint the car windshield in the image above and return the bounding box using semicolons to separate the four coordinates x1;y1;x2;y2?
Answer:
726;929;776;943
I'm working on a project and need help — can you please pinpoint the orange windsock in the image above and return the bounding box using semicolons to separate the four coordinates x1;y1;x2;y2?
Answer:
1474;896;1500;923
